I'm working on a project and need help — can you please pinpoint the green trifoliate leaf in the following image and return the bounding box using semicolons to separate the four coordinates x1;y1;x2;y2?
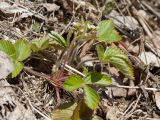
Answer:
97;19;121;43
84;72;112;86
63;75;85;92
0;40;16;60
12;61;24;78
49;31;67;48
84;85;99;109
15;39;31;61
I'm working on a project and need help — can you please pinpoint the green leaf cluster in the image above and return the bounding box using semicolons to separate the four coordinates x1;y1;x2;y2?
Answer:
0;40;31;77
63;72;112;110
63;19;134;114
95;19;134;78
0;33;67;78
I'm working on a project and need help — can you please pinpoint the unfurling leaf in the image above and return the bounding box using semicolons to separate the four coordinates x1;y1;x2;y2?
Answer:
84;72;112;86
63;75;85;92
49;31;67;48
84;85;99;109
97;19;121;43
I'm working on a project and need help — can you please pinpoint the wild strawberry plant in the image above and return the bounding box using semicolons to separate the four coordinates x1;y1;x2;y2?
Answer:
62;19;133;109
0;19;134;119
53;19;134;119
